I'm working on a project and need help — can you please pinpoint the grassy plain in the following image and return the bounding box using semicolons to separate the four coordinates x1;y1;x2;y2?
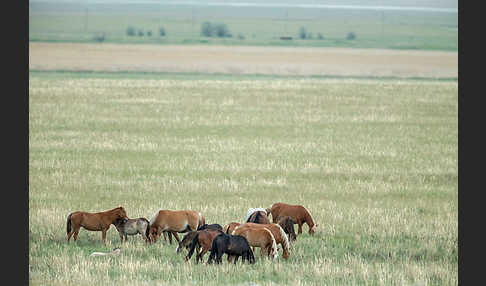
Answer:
29;70;457;285
29;1;458;51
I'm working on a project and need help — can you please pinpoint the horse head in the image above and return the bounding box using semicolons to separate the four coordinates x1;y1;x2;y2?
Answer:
147;225;161;243
309;223;318;235
116;207;128;220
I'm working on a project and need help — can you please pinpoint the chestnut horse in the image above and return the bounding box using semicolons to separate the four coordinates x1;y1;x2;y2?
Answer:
185;229;224;263
266;203;318;235
276;216;297;242
232;225;278;260
147;210;205;243
223;222;241;234
236;222;290;259
66;206;128;244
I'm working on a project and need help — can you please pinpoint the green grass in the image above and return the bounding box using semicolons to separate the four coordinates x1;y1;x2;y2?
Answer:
29;2;458;51
29;71;457;285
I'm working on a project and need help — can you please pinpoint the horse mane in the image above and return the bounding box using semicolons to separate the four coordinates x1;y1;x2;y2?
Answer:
303;208;315;227
276;224;290;255
263;228;278;259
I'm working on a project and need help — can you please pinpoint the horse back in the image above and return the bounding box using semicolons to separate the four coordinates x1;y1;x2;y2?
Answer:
154;210;200;232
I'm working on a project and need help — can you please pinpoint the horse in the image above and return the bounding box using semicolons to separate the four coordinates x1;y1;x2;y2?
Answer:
276;216;297;242
246;210;271;224
236;222;290;259
223;222;241;234
245;208;268;222
266;202;318;235
176;231;197;254
176;225;224;255
66;206;128;244
232;225;278;260
207;233;255;264
197;224;223;231
185;229;224;263
113;217;150;243
147;210;205;244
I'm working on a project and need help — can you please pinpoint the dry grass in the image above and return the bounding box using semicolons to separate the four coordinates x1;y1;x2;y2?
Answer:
29;71;457;285
29;42;457;78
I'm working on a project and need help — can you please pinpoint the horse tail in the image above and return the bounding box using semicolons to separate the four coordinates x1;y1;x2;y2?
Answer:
186;232;200;260
66;213;73;234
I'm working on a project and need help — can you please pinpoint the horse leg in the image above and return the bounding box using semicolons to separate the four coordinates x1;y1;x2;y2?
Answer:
119;232;124;243
234;255;239;264
102;229;108;245
298;222;303;235
172;232;181;243
227;254;233;263
72;226;81;242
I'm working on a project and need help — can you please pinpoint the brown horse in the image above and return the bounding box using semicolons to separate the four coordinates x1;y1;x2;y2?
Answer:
232;225;278;260
266;202;318;235
185;229;224;263
223;222;241;234
276;216;297;242
66;206;128;244
147;210;205;243
246;211;271;224
236;222;290;259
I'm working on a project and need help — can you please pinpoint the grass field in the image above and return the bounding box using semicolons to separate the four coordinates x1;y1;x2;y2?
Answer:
29;69;457;285
29;1;458;51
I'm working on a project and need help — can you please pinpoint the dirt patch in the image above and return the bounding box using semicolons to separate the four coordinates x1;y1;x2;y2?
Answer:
29;42;457;78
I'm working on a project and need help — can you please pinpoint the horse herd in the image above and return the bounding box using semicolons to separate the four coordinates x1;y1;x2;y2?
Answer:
66;202;318;264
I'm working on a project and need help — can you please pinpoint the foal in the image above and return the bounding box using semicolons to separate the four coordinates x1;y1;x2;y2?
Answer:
66;206;128;244
113;217;150;243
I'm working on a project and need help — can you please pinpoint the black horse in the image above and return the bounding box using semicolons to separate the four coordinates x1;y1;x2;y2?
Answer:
197;223;223;231
207;233;255;264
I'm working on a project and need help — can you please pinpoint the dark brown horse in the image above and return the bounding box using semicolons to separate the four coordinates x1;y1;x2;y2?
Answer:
147;210;205;243
276;216;297;242
266;202;318;235
185;229;224;263
66;206;128;244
